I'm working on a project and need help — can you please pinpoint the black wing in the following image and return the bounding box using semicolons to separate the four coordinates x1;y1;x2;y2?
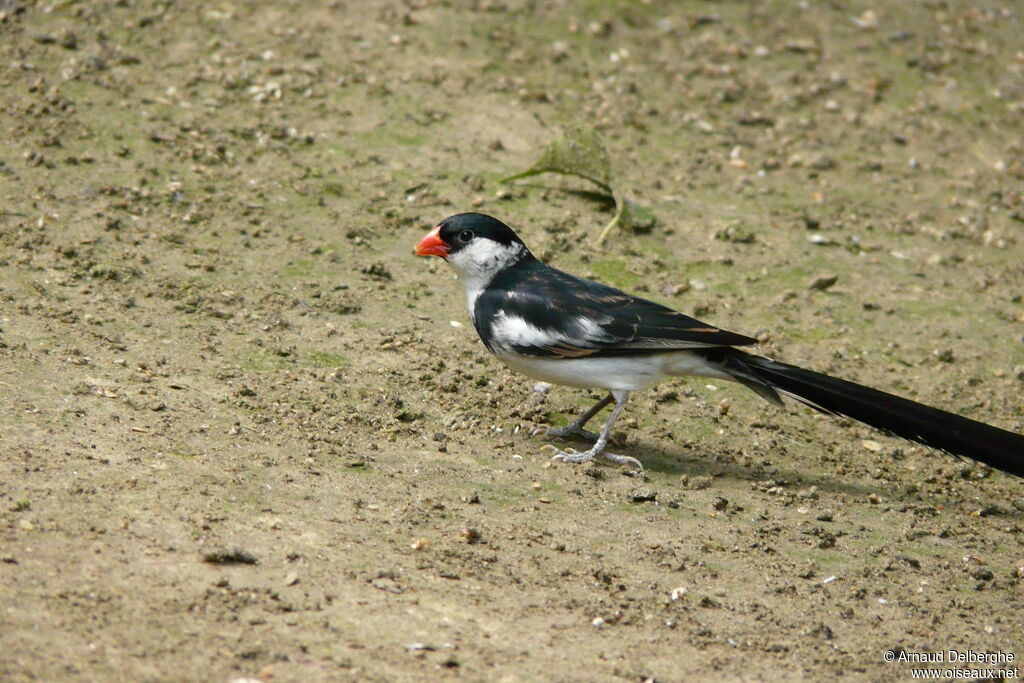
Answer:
475;258;757;358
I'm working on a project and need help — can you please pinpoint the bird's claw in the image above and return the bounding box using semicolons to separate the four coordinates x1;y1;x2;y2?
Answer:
548;447;590;464
600;452;644;470
541;445;582;462
546;446;643;470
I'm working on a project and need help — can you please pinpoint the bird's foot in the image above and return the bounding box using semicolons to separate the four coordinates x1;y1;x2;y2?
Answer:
531;423;600;442
540;444;643;470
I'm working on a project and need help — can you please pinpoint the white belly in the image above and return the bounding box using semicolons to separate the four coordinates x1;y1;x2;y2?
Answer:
493;349;731;392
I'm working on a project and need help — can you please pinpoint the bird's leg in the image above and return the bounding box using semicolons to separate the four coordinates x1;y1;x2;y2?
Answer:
548;391;642;470
540;393;613;442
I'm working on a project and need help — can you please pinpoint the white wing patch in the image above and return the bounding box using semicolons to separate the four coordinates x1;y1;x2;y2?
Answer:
490;312;612;353
574;315;609;340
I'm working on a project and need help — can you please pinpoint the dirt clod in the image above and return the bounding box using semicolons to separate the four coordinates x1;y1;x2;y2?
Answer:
202;549;259;566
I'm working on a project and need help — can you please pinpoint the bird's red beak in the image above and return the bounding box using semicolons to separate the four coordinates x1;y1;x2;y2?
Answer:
415;224;449;258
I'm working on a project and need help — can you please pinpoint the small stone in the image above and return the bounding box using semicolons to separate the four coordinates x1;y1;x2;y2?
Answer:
661;282;690;296
784;38;818;53
808;234;837;246
58;30;79;50
683;474;713;490
629;488;657;503
405;642;434;652
971;568;994;582
698;595;720;608
712;496;728;511
713;224;756;243
807;622;834;639
807;154;837;170
898;555;921;569
808;274;839;291
361;261;392;280
202;548;258;565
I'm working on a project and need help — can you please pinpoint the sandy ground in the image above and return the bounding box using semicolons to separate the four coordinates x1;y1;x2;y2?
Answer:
1;1;1023;681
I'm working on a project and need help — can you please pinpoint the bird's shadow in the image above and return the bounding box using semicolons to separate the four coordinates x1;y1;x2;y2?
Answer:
624;438;881;498
547;433;1022;514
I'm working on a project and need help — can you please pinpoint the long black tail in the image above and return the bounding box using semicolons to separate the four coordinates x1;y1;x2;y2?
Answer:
716;350;1024;477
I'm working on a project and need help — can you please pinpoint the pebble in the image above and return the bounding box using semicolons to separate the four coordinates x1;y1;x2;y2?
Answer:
808;274;838;291
629;488;657;503
202;548;258;565
660;283;690;296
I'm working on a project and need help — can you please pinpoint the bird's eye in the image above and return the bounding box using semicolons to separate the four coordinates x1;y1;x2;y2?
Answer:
458;229;474;243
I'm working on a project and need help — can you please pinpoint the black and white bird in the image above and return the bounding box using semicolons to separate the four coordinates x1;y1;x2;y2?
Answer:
416;212;1024;476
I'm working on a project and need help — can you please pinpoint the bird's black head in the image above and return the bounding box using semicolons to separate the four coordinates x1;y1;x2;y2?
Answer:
416;213;532;284
415;213;526;259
